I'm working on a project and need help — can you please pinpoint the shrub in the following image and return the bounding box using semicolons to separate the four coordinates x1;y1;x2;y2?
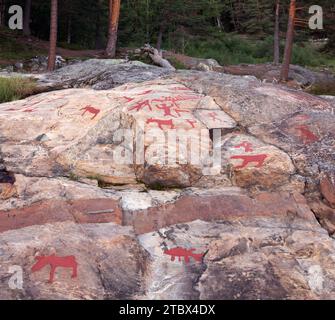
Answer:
0;77;37;103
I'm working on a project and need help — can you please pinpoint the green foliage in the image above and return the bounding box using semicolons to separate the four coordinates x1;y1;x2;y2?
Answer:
0;77;37;103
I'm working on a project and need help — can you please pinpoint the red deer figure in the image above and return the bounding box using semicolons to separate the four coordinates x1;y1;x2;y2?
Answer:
146;118;175;130
31;254;78;283
81;106;100;120
231;154;268;169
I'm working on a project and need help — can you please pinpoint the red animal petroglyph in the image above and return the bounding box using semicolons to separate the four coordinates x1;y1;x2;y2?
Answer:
81;106;100;120
174;108;190;117
164;247;204;264
31;254;78;283
146;118;175;130
234;141;254;152
230;154;267;169
295;125;319;144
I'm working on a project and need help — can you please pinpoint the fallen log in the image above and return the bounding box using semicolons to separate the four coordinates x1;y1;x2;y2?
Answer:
141;44;176;70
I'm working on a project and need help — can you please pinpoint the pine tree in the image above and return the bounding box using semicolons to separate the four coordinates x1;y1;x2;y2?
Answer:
47;0;58;71
106;0;121;57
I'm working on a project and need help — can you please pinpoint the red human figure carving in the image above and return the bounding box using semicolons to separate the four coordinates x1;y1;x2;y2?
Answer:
128;100;152;112
164;247;204;264
157;104;177;117
295;125;318;144
186;119;197;128
146;118;175;130
230;154;268;169
81;106;100;120
234;141;253;152
208;112;220;122
31;254;78;283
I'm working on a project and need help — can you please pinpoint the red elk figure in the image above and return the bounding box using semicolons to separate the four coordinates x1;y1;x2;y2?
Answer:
31;254;78;283
80;106;100;120
146;118;175;130
230;154;268;169
164;247;204;264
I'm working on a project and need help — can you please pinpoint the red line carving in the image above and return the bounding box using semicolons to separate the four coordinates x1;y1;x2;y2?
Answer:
172;87;193;91
164;247;204;264
146;118;175;130
128;100;152;112
208;112;220;122
295;125;318;144
230;154;267;169
22;109;34;113
137;90;153;95
175;109;190;117
81;106;100;120
186;119;197;128
234;141;253;152
31;254;78;283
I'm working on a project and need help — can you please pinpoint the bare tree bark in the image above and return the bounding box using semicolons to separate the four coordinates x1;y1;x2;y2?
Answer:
67;17;71;44
156;25;164;52
105;0;121;58
273;0;280;65
280;0;296;81
47;0;58;72
23;0;32;36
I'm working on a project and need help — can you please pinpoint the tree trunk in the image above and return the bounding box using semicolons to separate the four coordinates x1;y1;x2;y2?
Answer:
105;0;121;58
23;0;32;36
0;0;5;26
47;0;58;72
273;0;280;65
95;0;104;49
280;0;296;81
67;17;71;44
156;26;163;51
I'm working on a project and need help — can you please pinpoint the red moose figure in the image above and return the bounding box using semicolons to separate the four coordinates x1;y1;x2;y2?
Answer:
80;105;100;120
164;247;204;264
31;254;78;283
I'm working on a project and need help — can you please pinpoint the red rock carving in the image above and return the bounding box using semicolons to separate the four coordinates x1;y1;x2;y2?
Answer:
146;118;175;130
208;112;220;122
81;106;100;120
295;125;318;144
164;247;204;264
157;104;177;117
31;254;78;283
234;141;253;152
230;154;267;169
186;119;197;128
128;100;152;112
